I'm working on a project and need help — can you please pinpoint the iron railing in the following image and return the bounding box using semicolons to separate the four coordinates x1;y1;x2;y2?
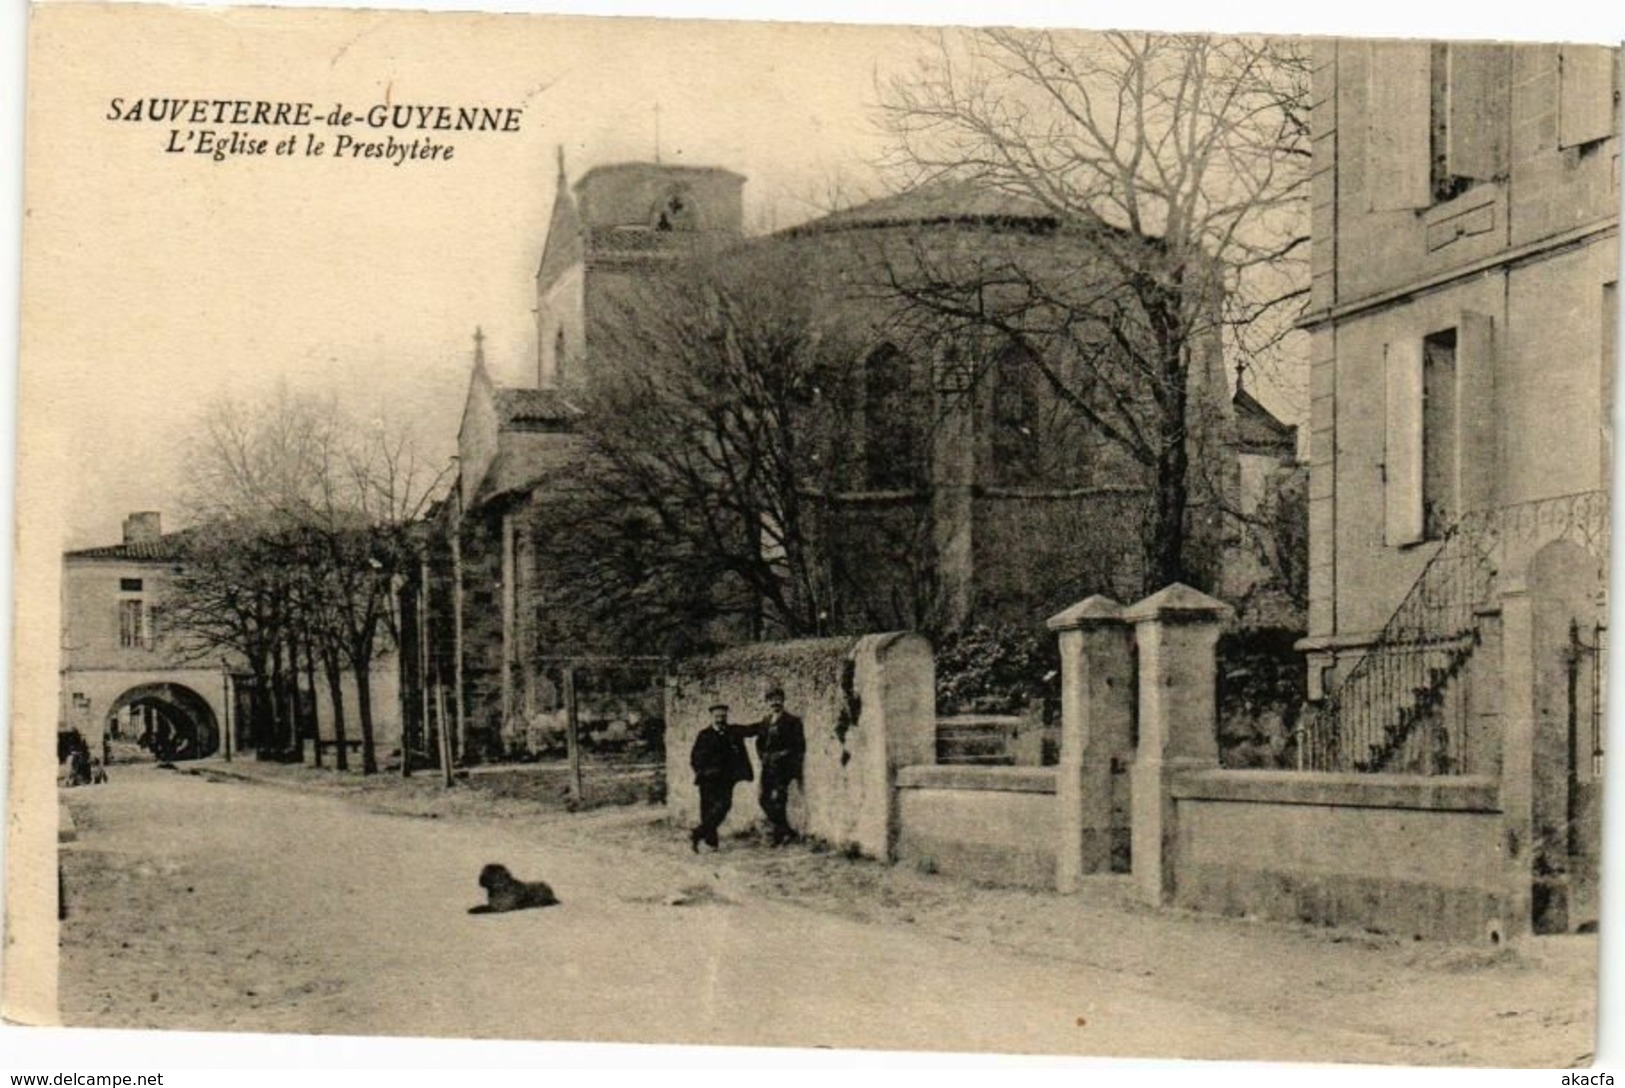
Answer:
1568;619;1607;783
1301;490;1608;774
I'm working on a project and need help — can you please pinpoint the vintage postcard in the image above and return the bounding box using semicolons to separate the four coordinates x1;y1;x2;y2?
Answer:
7;0;1620;1074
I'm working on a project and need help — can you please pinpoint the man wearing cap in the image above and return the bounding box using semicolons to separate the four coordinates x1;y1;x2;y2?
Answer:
753;686;806;846
689;702;753;852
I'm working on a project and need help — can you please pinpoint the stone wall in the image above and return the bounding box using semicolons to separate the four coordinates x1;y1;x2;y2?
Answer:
894;765;1058;887
665;633;934;859
1169;770;1507;943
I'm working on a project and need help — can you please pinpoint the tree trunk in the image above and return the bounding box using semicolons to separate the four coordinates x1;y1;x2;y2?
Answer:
285;632;307;765
354;657;379;775
1150;433;1190;593
1144;284;1193;595
246;651;272;754
324;650;349;772
398;578;417;778
303;635;323;769
269;639;291;758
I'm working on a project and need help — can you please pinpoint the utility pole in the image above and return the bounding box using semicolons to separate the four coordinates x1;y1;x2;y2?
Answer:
411;558;432;778
450;460;467;767
563;666;583;805
435;684;454;789
220;660;233;762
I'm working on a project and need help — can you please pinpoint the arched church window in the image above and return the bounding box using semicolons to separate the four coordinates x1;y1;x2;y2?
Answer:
991;344;1044;485
864;343;927;490
554;328;567;385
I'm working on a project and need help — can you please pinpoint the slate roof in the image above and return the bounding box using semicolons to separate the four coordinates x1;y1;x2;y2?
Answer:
536;159;584;290
1232;385;1298;456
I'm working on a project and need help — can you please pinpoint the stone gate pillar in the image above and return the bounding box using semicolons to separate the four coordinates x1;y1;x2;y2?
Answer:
1496;577;1535;941
1125;584;1231;905
1047;596;1133;891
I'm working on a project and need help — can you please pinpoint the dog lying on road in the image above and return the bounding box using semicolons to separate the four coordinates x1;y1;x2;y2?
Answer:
469;863;559;914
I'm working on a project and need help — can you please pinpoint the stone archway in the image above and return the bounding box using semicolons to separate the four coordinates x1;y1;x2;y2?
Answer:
105;682;221;762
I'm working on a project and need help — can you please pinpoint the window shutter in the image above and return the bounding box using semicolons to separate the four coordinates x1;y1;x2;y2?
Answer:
1559;46;1617;150
1385;339;1425;546
1447;45;1510;181
1367;42;1432;210
1456;312;1497;513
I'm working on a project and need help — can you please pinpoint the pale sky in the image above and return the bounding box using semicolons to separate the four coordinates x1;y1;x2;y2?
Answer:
25;7;924;548
23;5;1618;551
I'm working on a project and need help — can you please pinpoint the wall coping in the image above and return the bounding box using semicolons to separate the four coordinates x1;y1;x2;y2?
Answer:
1123;583;1234;624
935;714;1028;726
1046;595;1125;631
1170;769;1501;813
897;764;1057;794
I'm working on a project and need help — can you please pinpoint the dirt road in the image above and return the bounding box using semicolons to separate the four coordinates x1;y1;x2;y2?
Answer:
57;764;1596;1064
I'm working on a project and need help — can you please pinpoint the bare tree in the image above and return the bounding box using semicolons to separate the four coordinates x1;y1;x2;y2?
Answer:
877;29;1310;591
535;257;867;650
307;415;441;773
172;390;442;772
166;519;304;757
171;395;335;759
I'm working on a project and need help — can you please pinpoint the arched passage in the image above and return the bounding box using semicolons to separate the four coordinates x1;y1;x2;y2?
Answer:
105;682;221;762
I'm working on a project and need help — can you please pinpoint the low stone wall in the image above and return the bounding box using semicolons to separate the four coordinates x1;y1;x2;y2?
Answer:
1170;770;1507;943
934;714;1045;765
895;765;1058;888
665;633;935;859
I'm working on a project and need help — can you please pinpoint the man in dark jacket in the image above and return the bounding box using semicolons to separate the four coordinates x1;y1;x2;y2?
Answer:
689;702;753;852
753;686;806;846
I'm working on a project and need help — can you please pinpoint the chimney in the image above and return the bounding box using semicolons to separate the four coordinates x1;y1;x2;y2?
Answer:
123;512;162;546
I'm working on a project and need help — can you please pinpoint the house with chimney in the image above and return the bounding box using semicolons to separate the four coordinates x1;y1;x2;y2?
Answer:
61;511;402;764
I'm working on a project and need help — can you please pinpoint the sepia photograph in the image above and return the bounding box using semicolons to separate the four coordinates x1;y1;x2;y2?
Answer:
5;0;1620;1077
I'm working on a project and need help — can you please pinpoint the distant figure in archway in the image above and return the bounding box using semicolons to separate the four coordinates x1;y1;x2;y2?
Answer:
107;683;221;762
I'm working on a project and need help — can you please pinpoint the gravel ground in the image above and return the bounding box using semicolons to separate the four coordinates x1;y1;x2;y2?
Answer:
56;759;1598;1066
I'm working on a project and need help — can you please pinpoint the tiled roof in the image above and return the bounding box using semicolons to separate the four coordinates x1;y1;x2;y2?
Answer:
493;387;581;427
474;441;582;508
65;532;192;562
791;180;1058;235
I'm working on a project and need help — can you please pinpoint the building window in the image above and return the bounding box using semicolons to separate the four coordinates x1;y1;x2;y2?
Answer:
863;343;926;490
1384;328;1460;546
119;577;143;592
118;599;150;650
991;345;1043;485
554;327;567;386
1429;44;1508;204
1421;330;1459;540
1368;42;1506;211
